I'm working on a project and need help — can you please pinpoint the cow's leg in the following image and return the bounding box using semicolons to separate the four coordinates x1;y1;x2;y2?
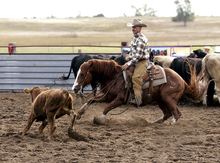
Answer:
38;120;48;134
46;111;57;139
77;93;108;119
48;119;56;139
154;100;172;123
203;94;207;106
207;81;215;106
215;90;220;105
22;114;36;136
93;97;124;125
69;111;77;129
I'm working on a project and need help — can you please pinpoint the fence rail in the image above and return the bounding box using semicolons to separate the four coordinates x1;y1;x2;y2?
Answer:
0;45;123;54
0;44;219;54
1;44;219;92
0;53;120;92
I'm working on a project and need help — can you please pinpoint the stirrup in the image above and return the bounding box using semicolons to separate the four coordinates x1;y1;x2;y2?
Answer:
129;96;142;107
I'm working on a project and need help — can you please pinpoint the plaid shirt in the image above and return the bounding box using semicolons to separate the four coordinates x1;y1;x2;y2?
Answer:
127;32;149;66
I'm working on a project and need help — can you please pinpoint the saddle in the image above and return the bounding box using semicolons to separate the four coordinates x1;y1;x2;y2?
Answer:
123;63;166;104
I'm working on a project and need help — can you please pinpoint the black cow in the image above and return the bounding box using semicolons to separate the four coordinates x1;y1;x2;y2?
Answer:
61;54;126;96
170;57;203;105
187;49;207;58
170;57;202;84
114;53;127;65
193;49;207;58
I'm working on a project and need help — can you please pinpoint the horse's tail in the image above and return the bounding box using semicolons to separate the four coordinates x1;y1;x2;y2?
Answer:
183;60;207;103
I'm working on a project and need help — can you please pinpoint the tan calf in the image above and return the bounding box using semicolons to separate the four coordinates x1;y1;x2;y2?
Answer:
24;86;50;102
22;88;77;139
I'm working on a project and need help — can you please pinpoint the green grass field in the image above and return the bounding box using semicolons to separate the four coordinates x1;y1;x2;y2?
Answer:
0;16;219;53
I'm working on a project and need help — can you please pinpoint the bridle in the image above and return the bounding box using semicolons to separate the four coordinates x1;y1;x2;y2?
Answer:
78;71;90;97
79;68;135;115
79;68;124;99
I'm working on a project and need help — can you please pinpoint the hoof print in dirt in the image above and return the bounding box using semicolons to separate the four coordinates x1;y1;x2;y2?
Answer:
68;128;89;142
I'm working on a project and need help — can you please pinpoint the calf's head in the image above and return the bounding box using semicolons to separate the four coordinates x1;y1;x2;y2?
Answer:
24;86;50;102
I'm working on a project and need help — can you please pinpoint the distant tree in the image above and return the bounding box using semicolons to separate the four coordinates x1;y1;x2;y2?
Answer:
93;14;105;17
76;11;81;18
131;5;142;16
143;4;157;16
50;15;56;19
172;0;194;26
131;4;157;17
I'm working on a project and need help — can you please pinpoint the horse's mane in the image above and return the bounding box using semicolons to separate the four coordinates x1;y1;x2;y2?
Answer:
88;59;122;79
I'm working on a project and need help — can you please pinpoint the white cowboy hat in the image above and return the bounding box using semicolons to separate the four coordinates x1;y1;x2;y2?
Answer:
204;46;212;50
127;18;147;27
214;46;220;53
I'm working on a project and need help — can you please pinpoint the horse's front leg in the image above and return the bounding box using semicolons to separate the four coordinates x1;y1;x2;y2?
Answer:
93;97;124;125
77;93;108;119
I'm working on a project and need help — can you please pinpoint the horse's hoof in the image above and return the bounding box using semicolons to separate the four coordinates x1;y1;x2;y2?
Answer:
154;117;164;123
170;117;176;125
68;128;75;135
76;114;81;120
93;117;105;125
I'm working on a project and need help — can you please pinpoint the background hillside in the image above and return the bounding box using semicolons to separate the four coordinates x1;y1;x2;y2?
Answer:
0;16;220;52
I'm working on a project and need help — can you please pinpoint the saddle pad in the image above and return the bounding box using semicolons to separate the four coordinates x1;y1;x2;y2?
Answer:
142;66;167;89
143;65;164;81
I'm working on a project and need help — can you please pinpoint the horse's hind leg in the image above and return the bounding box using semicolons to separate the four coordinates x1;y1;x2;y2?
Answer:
154;100;172;123
163;99;182;124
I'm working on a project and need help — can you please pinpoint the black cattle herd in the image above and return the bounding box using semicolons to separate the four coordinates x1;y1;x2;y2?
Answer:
62;49;214;106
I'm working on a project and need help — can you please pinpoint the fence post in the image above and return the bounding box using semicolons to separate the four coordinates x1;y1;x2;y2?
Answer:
8;43;16;54
121;42;127;47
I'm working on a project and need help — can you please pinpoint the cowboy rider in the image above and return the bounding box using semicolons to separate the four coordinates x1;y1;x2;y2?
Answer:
122;18;149;106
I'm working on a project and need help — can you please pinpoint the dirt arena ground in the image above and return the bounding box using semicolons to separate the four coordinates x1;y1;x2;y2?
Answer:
0;92;220;163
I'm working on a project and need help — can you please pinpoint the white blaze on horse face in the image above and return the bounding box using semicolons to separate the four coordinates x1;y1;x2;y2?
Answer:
72;68;81;91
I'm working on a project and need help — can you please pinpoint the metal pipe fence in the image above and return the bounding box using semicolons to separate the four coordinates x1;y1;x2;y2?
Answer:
0;44;220;54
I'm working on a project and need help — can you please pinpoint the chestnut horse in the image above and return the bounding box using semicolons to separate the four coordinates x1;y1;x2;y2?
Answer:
72;59;206;125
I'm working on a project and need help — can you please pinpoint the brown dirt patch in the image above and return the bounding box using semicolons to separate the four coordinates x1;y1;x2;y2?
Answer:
0;92;220;162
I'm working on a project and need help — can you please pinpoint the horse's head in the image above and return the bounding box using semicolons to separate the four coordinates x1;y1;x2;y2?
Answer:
72;60;93;94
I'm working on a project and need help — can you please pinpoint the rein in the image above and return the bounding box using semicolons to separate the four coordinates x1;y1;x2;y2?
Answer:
79;67;134;116
92;70;124;101
80;69;124;101
110;88;133;115
80;70;125;109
